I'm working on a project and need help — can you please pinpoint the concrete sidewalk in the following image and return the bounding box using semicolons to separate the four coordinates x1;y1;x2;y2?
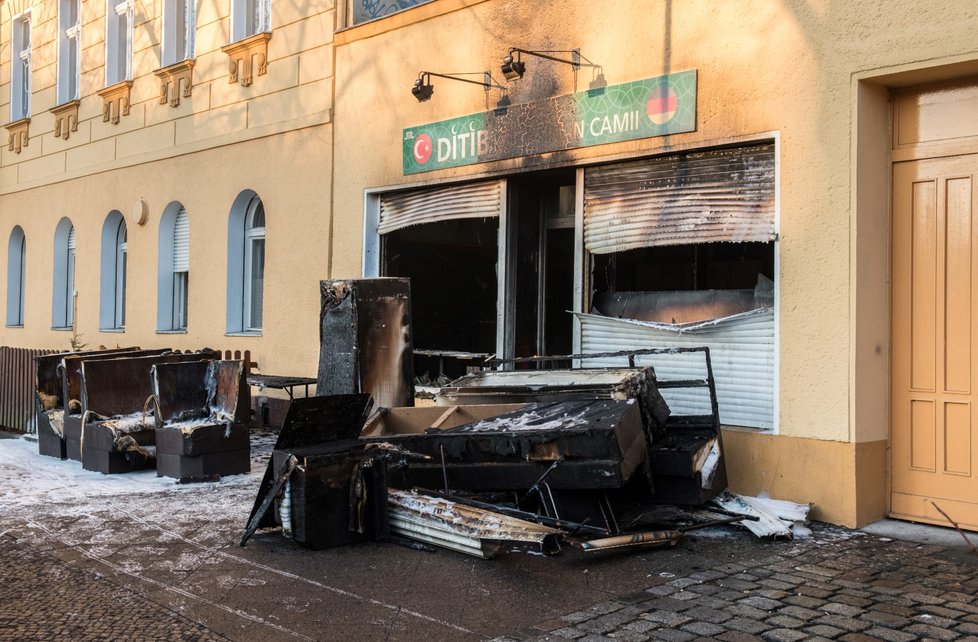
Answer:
1;432;976;642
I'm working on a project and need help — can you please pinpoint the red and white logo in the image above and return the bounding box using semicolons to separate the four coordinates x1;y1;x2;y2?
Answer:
413;133;433;164
646;85;678;125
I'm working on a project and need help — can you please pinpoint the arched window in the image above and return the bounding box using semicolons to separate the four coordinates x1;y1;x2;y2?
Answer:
6;226;25;326
158;202;189;331
226;190;265;334
52;217;75;329
99;211;127;330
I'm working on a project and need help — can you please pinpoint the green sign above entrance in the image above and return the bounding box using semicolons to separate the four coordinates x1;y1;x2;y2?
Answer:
403;70;696;175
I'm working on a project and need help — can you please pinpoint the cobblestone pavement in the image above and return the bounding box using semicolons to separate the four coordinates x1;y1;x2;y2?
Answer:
492;533;978;642
3;432;978;641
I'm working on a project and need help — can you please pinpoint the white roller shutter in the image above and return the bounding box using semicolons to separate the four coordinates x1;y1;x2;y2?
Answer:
584;143;776;254
576;307;775;429
378;180;503;234
67;225;76;250
173;208;189;272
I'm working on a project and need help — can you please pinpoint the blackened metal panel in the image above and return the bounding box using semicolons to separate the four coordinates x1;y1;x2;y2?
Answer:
81;352;214;417
61;348;168;413
317;278;414;409
246;394;373;531
378;180;503;234
584;142;776;253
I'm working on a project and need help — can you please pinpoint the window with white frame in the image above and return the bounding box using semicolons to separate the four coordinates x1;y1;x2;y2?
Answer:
105;0;133;86
11;12;31;121
162;0;195;66
157;203;189;331
57;0;81;104
231;0;270;42
99;212;127;330
52;218;76;329
6;226;26;327
226;191;265;334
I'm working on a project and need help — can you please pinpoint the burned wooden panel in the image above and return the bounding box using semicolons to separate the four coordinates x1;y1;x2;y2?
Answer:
153;360;211;421
81;352;214;417
438;367;670;442
208;360;246;423
365;400;647;490
61;349;168;412
317;278;414;409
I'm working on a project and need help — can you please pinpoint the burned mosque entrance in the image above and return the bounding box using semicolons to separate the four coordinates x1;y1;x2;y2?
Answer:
377;141;777;429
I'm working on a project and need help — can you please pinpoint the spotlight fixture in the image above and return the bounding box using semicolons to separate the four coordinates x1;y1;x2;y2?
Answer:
500;48;602;83
411;71;505;102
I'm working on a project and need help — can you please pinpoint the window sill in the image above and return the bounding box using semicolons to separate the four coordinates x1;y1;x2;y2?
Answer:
156;329;188;334
51;326;74;332
5;116;30;154
221;32;271;87
154;59;195;107
99;328;125;333
5;324;23;328
225;330;262;337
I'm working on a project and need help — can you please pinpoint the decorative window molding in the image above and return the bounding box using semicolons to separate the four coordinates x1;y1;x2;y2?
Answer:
155;59;195;107
57;0;82;105
221;32;271;87
50;100;80;140
5;118;30;153
97;81;133;124
11;12;31;123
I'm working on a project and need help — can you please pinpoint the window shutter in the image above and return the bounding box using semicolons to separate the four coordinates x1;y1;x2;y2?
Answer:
173;208;189;272
67;225;76;250
584;143;776;254
378;180;503;235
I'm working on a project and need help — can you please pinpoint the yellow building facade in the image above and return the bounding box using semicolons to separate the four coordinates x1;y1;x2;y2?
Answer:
0;0;335;376
5;0;978;530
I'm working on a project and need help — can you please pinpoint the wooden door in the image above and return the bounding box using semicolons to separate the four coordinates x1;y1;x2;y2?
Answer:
892;154;978;529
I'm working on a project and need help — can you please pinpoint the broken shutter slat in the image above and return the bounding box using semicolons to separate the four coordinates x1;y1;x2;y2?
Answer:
67;225;77;250
583;143;776;254
173;207;189;272
378;180;503;234
576;308;775;430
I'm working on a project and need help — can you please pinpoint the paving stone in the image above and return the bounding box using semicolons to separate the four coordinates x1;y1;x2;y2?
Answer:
551;627;588;639
724;618;771;635
804;624;845;638
759;629;807;642
623;620;657;634
905;623;960;640
643;598;695;613
739;597;782;612
783;595;826;610
646;585;679;597
904;592;945;605
924;605;969;619
717;633;765;642
643;611;692;629
607;631;649;642
758;579;795;591
796;585;834;599
679;621;726;637
668;578;703;589
820;603;864;618
869;603;916;618
858;610;910;628
811;615;871;633
838;634;882;642
720;579;760;591
725;603;774;620
763;616;804;630
912;613;958;629
960;623;978;635
648;628;696;642
682;606;732;624
775;605;820;622
832;594;873;608
864;628;920;642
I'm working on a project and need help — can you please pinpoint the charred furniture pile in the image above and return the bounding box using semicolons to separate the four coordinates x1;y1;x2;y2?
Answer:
33;348;251;480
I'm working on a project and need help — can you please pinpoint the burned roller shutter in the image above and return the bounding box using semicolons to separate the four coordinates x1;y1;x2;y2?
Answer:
581;143;777;430
378;180;503;233
583;143;776;253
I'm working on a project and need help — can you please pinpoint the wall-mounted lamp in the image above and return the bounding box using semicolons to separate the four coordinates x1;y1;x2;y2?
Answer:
412;71;505;102
501;48;603;86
